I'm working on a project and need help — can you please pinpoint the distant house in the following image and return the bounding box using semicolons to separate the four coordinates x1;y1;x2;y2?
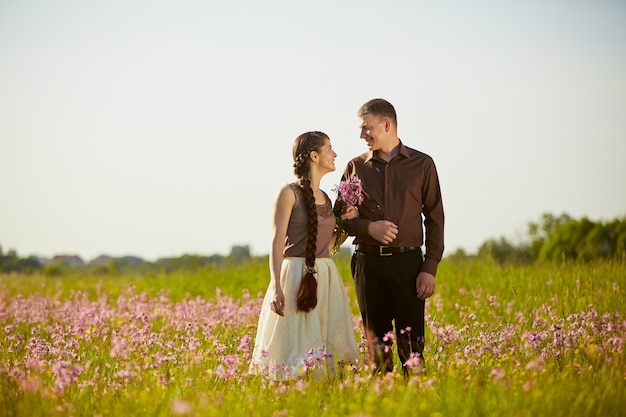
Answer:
120;256;144;265
34;256;52;265
89;255;112;266
52;255;85;266
229;245;251;263
89;255;144;265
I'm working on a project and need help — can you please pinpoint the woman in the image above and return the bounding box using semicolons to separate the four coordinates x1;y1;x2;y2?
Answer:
249;131;360;380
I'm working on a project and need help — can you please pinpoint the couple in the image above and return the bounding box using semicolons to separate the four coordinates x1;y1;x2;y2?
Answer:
249;98;445;380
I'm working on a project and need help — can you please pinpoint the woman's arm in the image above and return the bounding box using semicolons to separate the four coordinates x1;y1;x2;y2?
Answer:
268;185;295;316
329;205;359;253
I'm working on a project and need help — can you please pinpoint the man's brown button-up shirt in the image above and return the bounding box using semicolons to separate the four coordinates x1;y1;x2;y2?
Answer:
335;142;445;276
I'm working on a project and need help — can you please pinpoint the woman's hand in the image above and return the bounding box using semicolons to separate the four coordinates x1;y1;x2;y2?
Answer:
341;205;359;220
270;286;285;316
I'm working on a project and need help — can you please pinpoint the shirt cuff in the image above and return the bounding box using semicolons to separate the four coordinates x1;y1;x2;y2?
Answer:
354;219;371;237
422;257;439;276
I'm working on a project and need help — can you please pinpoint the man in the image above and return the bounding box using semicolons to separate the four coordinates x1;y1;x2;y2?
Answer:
335;98;444;375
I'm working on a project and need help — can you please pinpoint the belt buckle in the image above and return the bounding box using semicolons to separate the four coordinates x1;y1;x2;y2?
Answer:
379;246;393;256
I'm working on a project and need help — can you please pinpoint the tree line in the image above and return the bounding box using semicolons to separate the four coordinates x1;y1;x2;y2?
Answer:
450;212;626;264
2;213;625;273
0;245;254;275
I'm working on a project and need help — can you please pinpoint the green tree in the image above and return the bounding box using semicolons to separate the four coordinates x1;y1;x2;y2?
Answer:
537;216;626;261
527;212;572;259
538;217;596;261
606;217;626;258
578;222;612;260
477;237;532;264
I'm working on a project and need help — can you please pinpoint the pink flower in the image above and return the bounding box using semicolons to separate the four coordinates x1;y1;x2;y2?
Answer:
330;176;364;255
333;176;364;207
404;353;424;372
490;367;506;381
171;399;193;415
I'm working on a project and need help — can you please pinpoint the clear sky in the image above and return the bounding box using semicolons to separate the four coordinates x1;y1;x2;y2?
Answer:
1;0;625;262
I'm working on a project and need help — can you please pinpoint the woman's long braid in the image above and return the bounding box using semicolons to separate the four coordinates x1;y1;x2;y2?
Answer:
292;132;326;312
296;174;318;312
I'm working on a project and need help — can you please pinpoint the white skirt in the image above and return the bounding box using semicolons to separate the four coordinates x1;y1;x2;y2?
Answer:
249;257;360;380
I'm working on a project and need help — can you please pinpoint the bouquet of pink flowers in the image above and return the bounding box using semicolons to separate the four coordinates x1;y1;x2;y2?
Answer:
331;176;364;255
333;176;365;207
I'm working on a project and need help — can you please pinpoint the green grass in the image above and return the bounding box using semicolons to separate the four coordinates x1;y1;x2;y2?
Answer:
1;257;624;417
0;257;271;301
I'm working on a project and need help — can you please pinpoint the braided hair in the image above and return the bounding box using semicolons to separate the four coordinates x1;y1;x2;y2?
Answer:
292;131;328;312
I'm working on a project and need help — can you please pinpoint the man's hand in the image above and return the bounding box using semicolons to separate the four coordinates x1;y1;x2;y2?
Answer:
341;205;359;220
416;272;435;299
368;220;398;245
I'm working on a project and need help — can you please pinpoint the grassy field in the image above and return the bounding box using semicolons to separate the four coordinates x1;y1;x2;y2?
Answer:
1;257;624;416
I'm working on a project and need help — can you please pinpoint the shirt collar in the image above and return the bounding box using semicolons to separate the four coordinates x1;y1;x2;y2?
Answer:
365;139;409;163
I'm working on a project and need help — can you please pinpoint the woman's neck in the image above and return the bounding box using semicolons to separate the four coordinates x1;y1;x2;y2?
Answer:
308;171;322;191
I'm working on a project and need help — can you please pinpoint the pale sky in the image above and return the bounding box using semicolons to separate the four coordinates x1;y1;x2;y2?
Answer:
1;0;625;261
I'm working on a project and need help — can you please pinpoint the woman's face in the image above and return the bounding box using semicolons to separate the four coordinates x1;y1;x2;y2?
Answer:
312;138;337;174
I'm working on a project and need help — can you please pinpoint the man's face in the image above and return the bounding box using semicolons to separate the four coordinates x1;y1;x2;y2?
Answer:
359;113;385;151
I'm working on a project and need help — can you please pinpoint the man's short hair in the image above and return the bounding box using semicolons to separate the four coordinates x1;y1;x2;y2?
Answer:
358;98;397;127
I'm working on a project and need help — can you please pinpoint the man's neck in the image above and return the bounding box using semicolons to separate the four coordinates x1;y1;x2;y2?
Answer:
376;138;401;162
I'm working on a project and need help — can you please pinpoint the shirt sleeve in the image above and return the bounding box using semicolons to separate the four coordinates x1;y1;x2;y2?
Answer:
421;157;445;276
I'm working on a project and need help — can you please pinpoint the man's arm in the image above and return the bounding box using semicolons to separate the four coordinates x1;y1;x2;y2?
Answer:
421;158;445;276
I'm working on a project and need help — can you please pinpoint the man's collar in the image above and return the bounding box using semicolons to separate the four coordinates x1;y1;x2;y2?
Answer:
365;140;408;163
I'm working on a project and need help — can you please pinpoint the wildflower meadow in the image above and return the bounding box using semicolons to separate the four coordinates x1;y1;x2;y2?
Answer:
1;257;624;416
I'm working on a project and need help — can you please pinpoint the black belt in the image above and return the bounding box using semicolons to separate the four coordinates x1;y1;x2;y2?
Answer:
355;244;421;256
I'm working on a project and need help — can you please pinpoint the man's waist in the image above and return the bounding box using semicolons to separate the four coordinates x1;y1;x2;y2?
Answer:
355;244;422;256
